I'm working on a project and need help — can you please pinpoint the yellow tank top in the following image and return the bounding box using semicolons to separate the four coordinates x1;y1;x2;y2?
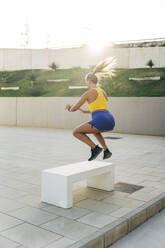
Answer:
87;88;108;113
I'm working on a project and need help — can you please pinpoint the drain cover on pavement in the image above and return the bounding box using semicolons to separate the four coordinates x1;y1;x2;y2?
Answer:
104;136;123;139
115;182;144;194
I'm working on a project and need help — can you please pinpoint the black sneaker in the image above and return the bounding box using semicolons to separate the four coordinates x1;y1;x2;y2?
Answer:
103;149;112;160
88;145;103;161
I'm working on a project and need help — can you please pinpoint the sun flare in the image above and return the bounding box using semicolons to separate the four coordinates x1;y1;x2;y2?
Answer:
87;38;109;52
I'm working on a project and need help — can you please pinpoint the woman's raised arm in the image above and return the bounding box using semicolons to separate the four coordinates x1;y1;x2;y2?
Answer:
79;108;91;114
66;92;88;112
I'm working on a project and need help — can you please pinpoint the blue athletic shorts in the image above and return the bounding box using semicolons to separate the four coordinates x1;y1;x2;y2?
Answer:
88;110;115;132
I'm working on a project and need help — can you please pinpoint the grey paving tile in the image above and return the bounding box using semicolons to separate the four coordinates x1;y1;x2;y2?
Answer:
0;169;9;176
42;205;91;220
119;177;145;185
149;171;165;177
77;212;118;228
138;187;157;193
9;206;58;226
0;188;28;200
0;179;33;190
138;180;165;189
135;174;164;182
41;217;98;241
159;178;165;184
105;191;130;198
75;199;120;214
45;237;76;248
17;176;41;186
128;188;164;202
103;196;145;209
109;207;133;218
20;185;41;195
1;223;61;248
0;212;23;232
0;184;6;190
0;236;20;248
16;195;47;208
0;198;25;213
15;246;25;248
74;187;111;201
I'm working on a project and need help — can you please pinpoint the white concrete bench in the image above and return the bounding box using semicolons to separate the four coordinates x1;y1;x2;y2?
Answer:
129;76;160;81
68;86;88;89
1;87;20;90
41;161;114;208
47;79;70;82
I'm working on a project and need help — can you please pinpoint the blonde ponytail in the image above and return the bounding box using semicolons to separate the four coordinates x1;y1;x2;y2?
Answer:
85;57;116;85
92;57;116;78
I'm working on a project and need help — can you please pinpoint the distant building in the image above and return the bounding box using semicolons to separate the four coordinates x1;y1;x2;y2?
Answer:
113;38;165;48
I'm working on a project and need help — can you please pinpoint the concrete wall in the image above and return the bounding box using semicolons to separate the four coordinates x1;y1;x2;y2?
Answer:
0;97;164;136
0;98;17;125
128;47;165;68
0;46;165;71
110;97;165;136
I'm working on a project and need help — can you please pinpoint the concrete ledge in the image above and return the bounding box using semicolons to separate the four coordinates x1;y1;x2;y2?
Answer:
84;237;104;248
146;200;161;219
128;210;147;232
161;197;165;209
104;221;128;247
129;76;160;81
69;192;165;248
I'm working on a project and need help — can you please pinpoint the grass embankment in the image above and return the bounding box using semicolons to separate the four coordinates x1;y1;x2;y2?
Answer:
0;67;165;97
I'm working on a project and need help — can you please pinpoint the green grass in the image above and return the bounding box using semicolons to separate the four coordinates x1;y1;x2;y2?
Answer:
101;68;165;97
0;67;165;97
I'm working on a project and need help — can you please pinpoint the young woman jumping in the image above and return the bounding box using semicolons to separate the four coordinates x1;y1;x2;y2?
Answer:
65;57;116;161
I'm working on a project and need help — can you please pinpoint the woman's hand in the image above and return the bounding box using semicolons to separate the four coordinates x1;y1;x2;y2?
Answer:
65;104;72;111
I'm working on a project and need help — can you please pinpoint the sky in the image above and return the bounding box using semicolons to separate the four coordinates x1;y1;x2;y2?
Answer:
0;0;164;49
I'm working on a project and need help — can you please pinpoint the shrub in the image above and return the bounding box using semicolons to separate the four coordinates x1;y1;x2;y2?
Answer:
49;62;57;71
29;72;37;87
146;59;154;68
0;72;10;83
27;85;48;96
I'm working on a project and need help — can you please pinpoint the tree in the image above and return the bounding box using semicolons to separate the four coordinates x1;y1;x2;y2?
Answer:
1;72;10;83
49;62;57;71
29;72;37;88
146;59;154;68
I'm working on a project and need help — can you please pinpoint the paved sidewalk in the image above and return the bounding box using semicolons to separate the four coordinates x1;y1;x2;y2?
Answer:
110;208;165;248
0;126;164;248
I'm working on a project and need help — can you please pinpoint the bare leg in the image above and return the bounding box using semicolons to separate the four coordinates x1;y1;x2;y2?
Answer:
93;133;108;151
73;132;96;148
73;122;100;149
